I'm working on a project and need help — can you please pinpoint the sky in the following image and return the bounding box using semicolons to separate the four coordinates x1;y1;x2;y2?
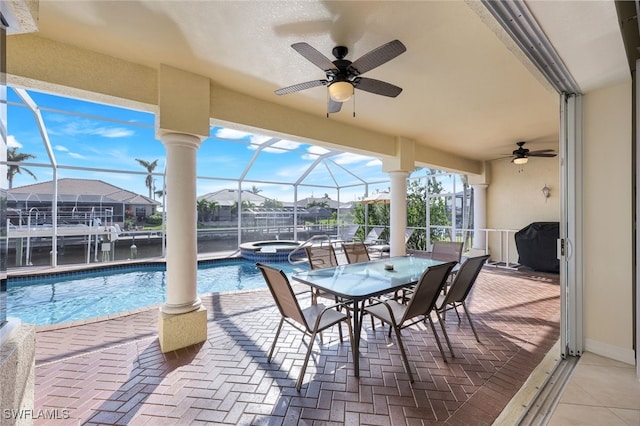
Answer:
6;87;399;203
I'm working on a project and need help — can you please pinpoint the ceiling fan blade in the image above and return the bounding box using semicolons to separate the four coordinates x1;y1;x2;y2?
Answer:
528;149;556;155
348;40;406;75
529;153;557;157
355;77;403;97
328;98;343;114
274;80;327;95
291;42;338;72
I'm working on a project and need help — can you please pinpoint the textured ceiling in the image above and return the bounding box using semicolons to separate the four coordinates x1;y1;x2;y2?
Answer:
20;1;631;164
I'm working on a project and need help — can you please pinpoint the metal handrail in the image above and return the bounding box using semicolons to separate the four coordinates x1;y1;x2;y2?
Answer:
288;234;332;264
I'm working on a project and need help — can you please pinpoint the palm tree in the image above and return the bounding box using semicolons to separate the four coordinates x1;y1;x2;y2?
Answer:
250;185;262;194
230;200;254;216
7;147;37;189
135;158;159;199
307;199;330;208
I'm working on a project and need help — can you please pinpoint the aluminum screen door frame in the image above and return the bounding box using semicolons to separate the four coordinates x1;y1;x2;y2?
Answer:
636;58;640;378
559;93;584;358
482;0;584;361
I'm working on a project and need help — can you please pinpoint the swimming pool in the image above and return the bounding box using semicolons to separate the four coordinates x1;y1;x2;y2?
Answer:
7;259;308;326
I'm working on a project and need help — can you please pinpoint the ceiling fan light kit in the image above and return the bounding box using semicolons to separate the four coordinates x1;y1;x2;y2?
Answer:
505;141;557;164
328;81;354;102
275;39;406;115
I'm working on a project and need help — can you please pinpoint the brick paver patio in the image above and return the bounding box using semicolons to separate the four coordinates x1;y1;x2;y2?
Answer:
34;266;559;425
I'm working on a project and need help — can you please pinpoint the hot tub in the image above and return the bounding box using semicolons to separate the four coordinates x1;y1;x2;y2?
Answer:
239;240;306;262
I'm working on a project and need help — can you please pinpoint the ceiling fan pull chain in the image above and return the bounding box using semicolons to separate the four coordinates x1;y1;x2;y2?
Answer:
326;91;330;118
353;92;356;118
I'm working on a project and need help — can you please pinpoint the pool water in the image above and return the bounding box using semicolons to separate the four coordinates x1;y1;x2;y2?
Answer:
7;259;308;326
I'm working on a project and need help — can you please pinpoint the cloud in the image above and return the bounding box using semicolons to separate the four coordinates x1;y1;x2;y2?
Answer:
261;140;301;154
270;139;301;150
44;113;70;123
244;137;301;154
213;128;250;139
55;144;87;159
53;120;134;139
366;158;382;167
308;145;331;155
7;135;22;148
302;145;332;160
213;128;288;152
333;152;375;165
92;127;134;138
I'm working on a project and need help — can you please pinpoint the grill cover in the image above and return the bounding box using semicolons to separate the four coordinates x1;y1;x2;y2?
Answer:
515;222;560;273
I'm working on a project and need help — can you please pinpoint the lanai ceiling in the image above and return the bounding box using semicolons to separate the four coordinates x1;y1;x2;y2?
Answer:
4;1;630;173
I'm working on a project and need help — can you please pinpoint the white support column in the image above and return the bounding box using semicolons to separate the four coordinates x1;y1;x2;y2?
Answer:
155;64;209;353
389;171;409;257
382;137;415;257
160;133;202;314
471;184;488;250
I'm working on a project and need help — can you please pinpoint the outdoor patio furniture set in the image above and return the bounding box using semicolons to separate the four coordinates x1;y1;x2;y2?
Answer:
258;240;489;390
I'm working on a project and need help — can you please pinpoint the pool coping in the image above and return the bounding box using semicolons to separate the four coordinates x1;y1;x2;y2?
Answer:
8;253;243;281
33;284;280;332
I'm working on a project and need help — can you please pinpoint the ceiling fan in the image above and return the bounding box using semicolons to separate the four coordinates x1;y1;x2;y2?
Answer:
274;40;406;114
506;141;557;164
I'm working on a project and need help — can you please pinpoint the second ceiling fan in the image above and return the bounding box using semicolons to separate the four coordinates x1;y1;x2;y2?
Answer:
274;40;406;114
507;141;557;164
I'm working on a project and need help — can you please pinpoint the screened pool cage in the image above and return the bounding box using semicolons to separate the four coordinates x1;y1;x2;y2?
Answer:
5;87;475;268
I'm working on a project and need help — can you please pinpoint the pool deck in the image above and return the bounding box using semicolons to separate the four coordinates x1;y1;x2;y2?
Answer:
31;256;561;425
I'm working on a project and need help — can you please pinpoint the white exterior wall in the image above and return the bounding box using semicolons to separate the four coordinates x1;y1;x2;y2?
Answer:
582;81;634;363
487;155;560;264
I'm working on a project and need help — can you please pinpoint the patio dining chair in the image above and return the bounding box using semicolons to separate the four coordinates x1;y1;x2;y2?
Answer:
437;255;490;343
340;241;378;329
304;245;340;304
363;261;457;382
256;263;354;391
341;241;371;264
430;240;464;288
430;241;464;263
305;244;339;270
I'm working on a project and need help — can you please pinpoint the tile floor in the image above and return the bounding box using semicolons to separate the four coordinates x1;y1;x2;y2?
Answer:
547;352;640;425
32;265;561;425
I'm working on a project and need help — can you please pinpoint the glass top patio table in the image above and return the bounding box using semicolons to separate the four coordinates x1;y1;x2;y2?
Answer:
292;255;448;377
292;256;447;301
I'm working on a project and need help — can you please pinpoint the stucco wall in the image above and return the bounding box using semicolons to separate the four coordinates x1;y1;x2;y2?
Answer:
0;323;35;426
582;81;634;363
486;154;560;264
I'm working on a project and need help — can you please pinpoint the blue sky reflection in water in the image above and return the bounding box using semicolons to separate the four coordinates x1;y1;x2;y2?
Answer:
8;260;307;326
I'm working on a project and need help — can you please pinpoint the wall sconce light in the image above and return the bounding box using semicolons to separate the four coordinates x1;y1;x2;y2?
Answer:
542;184;550;200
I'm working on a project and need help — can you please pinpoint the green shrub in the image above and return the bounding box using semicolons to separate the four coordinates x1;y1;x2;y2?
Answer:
145;213;163;226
